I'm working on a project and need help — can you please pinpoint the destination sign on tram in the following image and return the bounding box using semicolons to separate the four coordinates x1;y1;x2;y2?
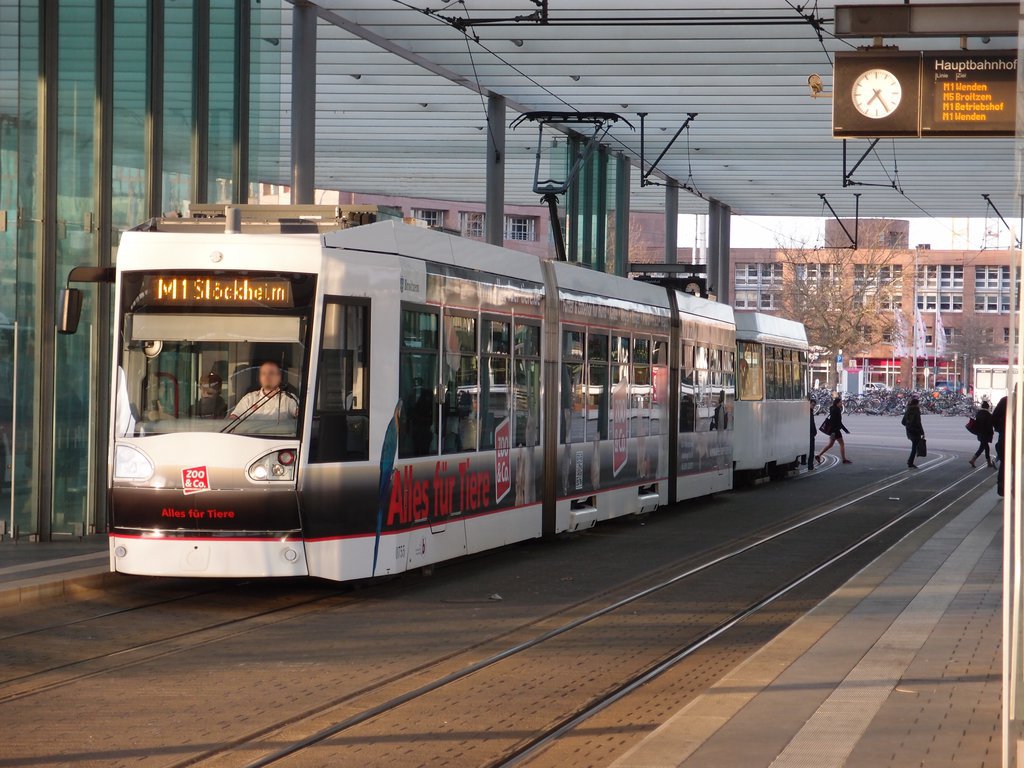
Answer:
142;275;294;308
921;52;1016;137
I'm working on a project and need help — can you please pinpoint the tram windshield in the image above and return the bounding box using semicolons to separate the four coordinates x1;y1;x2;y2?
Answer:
117;312;308;438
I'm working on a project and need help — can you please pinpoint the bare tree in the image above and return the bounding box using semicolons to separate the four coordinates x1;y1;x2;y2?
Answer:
775;238;903;381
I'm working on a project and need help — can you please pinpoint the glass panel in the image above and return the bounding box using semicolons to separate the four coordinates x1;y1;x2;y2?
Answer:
587;331;608;362
399;353;437;458
562;329;584;360
632;364;651;437
112;1;147;233
248;2;287;199
589;362;609;440
163;0;193;212
311;301;369;462
486;319;510;355
402;309;438;349
514;359;540;447
515;323;540;357
561;362;585;444
53;0;97;536
444;313;476;354
119;316;307;438
611;335;629;363
208;0;237;202
442;354;477;453
479;357;508;451
737;341;764;401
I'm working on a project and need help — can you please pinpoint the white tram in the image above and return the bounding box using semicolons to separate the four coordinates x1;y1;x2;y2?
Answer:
60;206;790;582
732;312;810;478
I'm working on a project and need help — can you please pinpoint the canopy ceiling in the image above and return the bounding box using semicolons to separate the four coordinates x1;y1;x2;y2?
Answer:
266;1;1021;217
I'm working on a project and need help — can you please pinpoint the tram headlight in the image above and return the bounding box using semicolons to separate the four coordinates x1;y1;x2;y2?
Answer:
247;450;297;482
113;444;155;481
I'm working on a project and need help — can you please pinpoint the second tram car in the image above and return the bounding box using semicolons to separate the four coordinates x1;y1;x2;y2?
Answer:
63;207;802;582
732;312;809;479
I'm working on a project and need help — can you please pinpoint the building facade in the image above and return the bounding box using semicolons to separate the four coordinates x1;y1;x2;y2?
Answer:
729;220;1018;391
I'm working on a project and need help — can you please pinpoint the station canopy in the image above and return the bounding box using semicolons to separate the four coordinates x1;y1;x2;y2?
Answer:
262;1;1020;217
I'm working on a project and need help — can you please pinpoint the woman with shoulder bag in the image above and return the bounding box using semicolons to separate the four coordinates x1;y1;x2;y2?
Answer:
901;397;925;469
816;397;852;465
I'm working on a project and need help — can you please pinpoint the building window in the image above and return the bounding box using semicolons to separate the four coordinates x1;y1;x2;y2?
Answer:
1005;327;1011;343
795;263;836;281
975;266;1015;313
412;208;446;229
916;293;937;311
734;263;781;310
460;211;485;239
504;216;537;241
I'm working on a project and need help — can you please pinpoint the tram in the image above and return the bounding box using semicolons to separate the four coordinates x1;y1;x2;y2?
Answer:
61;206;799;582
732;312;810;479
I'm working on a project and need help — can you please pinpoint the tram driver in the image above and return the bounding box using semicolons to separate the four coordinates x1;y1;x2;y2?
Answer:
230;360;299;421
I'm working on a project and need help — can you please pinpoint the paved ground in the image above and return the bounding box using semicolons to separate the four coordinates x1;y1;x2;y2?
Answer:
0;414;998;767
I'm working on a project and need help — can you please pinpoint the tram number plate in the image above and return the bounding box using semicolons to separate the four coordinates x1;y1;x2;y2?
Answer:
182;466;211;495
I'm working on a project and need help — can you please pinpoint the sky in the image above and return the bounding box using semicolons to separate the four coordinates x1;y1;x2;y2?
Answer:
675;216;1019;253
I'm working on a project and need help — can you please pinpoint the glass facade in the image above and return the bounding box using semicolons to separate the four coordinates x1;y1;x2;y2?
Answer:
0;0;265;538
0;1;636;540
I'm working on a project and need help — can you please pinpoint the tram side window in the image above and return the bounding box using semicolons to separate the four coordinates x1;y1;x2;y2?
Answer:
441;314;478;454
632;337;651;437
479;318;510;451
399;309;439;458
737;341;764;401
311;300;370;463
651;338;669;436
561;329;585;444
679;341;695;433
589;332;610;441
513;323;541;448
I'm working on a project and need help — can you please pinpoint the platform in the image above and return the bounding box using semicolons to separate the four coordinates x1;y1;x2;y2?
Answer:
612;487;1003;768
0;535;111;608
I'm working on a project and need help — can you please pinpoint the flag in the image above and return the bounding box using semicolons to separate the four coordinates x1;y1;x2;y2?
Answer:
934;308;947;356
913;307;928;356
892;309;909;357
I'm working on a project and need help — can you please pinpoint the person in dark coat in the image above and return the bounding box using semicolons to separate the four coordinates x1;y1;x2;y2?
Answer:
816;397;852;465
901;397;925;469
968;400;995;468
993;394;1008;496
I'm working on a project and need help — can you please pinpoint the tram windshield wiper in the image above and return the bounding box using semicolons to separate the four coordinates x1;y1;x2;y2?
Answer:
220;388;284;434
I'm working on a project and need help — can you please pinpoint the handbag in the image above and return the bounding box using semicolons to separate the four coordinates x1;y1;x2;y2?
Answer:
818;417;832;435
918;437;928;457
966;417;978;435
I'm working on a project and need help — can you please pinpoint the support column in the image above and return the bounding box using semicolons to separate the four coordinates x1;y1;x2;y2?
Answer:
664;184;678;264
718;202;731;305
290;2;316;204
613;154;630;277
145;0;164;218
707;199;731;304
192;0;210;204
707;199;722;299
485;93;505;246
35;0;58;540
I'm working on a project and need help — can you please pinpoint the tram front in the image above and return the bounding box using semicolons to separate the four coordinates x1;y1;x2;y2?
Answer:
108;261;317;578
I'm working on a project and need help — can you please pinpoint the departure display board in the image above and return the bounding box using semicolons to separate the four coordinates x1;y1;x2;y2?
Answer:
834;50;1017;139
140;275;294;308
921;52;1016;136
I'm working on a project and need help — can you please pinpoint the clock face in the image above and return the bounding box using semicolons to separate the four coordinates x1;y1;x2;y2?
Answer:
684;281;702;296
852;68;902;119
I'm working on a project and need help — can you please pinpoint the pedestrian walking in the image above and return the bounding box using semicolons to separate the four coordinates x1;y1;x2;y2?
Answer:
816;397;852;465
901;397;925;468
968;400;995;468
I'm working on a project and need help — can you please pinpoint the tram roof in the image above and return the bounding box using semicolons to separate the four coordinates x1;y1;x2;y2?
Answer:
262;1;1018;218
735;311;810;348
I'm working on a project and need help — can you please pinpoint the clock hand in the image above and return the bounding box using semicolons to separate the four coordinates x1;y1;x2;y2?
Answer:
866;89;882;106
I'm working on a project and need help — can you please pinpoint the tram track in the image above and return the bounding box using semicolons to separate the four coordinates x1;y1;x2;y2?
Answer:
172;454;986;768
